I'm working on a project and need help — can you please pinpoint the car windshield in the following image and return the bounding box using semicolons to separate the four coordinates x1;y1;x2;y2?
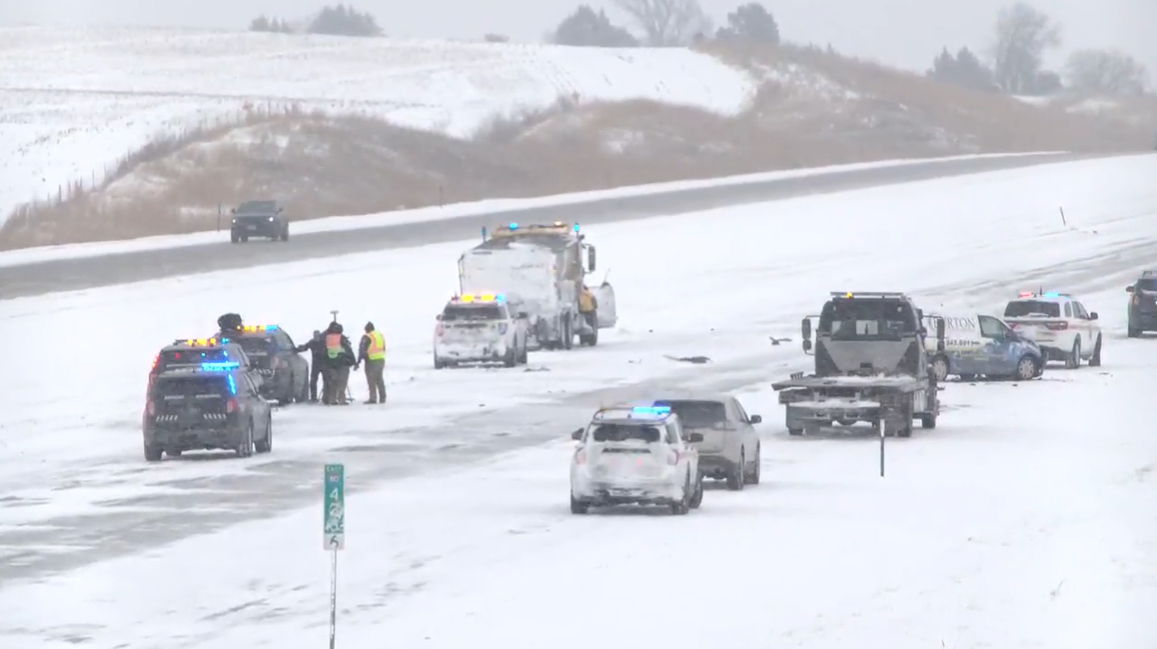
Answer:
590;424;661;443
1004;300;1060;318
654;400;726;428
235;336;274;354
442;305;502;321
155;375;228;398
236;201;277;214
1136;278;1157;291
819;298;915;340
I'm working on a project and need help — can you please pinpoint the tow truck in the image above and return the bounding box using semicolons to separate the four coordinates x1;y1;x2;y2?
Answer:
772;291;945;437
457;221;616;350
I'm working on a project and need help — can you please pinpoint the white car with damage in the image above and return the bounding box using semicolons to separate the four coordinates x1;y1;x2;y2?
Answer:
432;293;529;368
569;405;704;515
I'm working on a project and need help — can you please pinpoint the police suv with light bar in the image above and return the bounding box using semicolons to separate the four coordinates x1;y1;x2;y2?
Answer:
569;405;704;515
1002;291;1102;368
433;293;529;368
224;324;309;404
142;360;273;462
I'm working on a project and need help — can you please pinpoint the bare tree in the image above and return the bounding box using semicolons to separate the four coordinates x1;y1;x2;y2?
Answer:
990;2;1061;94
612;0;712;46
1065;49;1150;96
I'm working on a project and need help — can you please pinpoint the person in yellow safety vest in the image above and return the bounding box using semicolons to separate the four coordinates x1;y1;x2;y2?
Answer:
578;284;598;330
322;322;355;405
355;321;387;404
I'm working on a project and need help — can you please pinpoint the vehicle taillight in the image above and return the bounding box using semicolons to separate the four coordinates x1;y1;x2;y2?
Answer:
435;324;444;337
574;449;586;465
151;353;160;370
668;450;680;465
147;401;155;416
1046;322;1068;330
1133;295;1141;305
226;399;238;414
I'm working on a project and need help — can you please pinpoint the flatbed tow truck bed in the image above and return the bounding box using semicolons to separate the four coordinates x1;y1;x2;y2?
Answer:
771;374;927;436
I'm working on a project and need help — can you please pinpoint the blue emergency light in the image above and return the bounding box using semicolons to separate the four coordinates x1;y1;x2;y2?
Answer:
201;361;240;371
508;222;518;230
631;405;671;416
573;222;580;232
226;374;237;395
1042;291;1060;297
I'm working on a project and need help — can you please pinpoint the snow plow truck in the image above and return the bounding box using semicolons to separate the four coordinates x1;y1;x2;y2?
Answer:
457;222;617;350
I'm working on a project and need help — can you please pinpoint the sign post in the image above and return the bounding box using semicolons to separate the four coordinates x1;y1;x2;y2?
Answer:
324;463;345;649
879;419;886;477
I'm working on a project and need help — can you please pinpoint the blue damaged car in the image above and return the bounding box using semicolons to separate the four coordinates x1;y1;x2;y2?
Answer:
923;312;1044;381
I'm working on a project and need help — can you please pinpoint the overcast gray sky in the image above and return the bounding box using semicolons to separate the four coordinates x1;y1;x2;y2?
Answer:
1;0;1151;74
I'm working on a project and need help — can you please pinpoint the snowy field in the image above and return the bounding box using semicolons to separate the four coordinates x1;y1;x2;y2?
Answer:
1;154;1157;647
0;25;756;221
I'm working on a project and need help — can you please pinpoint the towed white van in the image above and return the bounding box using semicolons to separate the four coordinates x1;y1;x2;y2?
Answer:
922;313;1044;381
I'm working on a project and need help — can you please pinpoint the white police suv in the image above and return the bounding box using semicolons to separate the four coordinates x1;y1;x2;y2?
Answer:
1002;291;1102;368
569;404;704;515
433;292;529;369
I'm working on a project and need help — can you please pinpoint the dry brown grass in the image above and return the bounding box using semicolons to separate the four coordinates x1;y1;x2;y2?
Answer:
2;43;1148;250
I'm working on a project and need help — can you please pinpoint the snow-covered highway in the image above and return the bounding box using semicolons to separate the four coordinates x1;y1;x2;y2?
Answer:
1;154;1156;648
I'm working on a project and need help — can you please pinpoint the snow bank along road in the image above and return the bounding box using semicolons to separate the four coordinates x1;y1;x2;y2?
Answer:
0;151;1099;299
2;154;1156;647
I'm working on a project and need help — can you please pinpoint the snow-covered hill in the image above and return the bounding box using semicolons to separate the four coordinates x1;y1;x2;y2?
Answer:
0;25;757;220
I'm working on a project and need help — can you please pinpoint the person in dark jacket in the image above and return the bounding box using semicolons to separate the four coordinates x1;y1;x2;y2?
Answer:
322;322;356;405
295;330;326;402
215;312;244;341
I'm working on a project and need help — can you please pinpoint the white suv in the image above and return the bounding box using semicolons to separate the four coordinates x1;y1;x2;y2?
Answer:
569;405;703;515
433;293;529;368
1002;291;1102;368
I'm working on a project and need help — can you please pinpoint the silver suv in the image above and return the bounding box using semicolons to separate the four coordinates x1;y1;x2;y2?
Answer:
653;394;762;491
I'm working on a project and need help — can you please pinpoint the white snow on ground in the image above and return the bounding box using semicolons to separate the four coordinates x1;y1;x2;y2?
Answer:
1;154;1157;647
0;25;757;221
0;152;1064;268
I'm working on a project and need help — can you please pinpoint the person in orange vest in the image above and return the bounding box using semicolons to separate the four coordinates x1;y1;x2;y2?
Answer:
355;322;387;404
322;321;355;405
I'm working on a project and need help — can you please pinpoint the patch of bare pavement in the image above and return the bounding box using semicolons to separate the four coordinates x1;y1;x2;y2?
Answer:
0;235;1152;585
0;153;1105;299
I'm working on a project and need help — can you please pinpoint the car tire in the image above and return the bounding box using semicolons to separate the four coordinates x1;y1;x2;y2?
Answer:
570;494;589;515
230;231;240;244
1127;324;1140;338
920;413;937;429
689;473;704;509
144;441;162;462
434;355;445;369
1065;337;1081;369
1089;335;1102;367
236;421;255;458
280;225;289;242
165;449;182;458
241;234;249;243
745;446;761;485
1014;355;1037;381
726;453;745;491
788;428;803;436
503;347;517;368
518;341;528;364
255;416;273;453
